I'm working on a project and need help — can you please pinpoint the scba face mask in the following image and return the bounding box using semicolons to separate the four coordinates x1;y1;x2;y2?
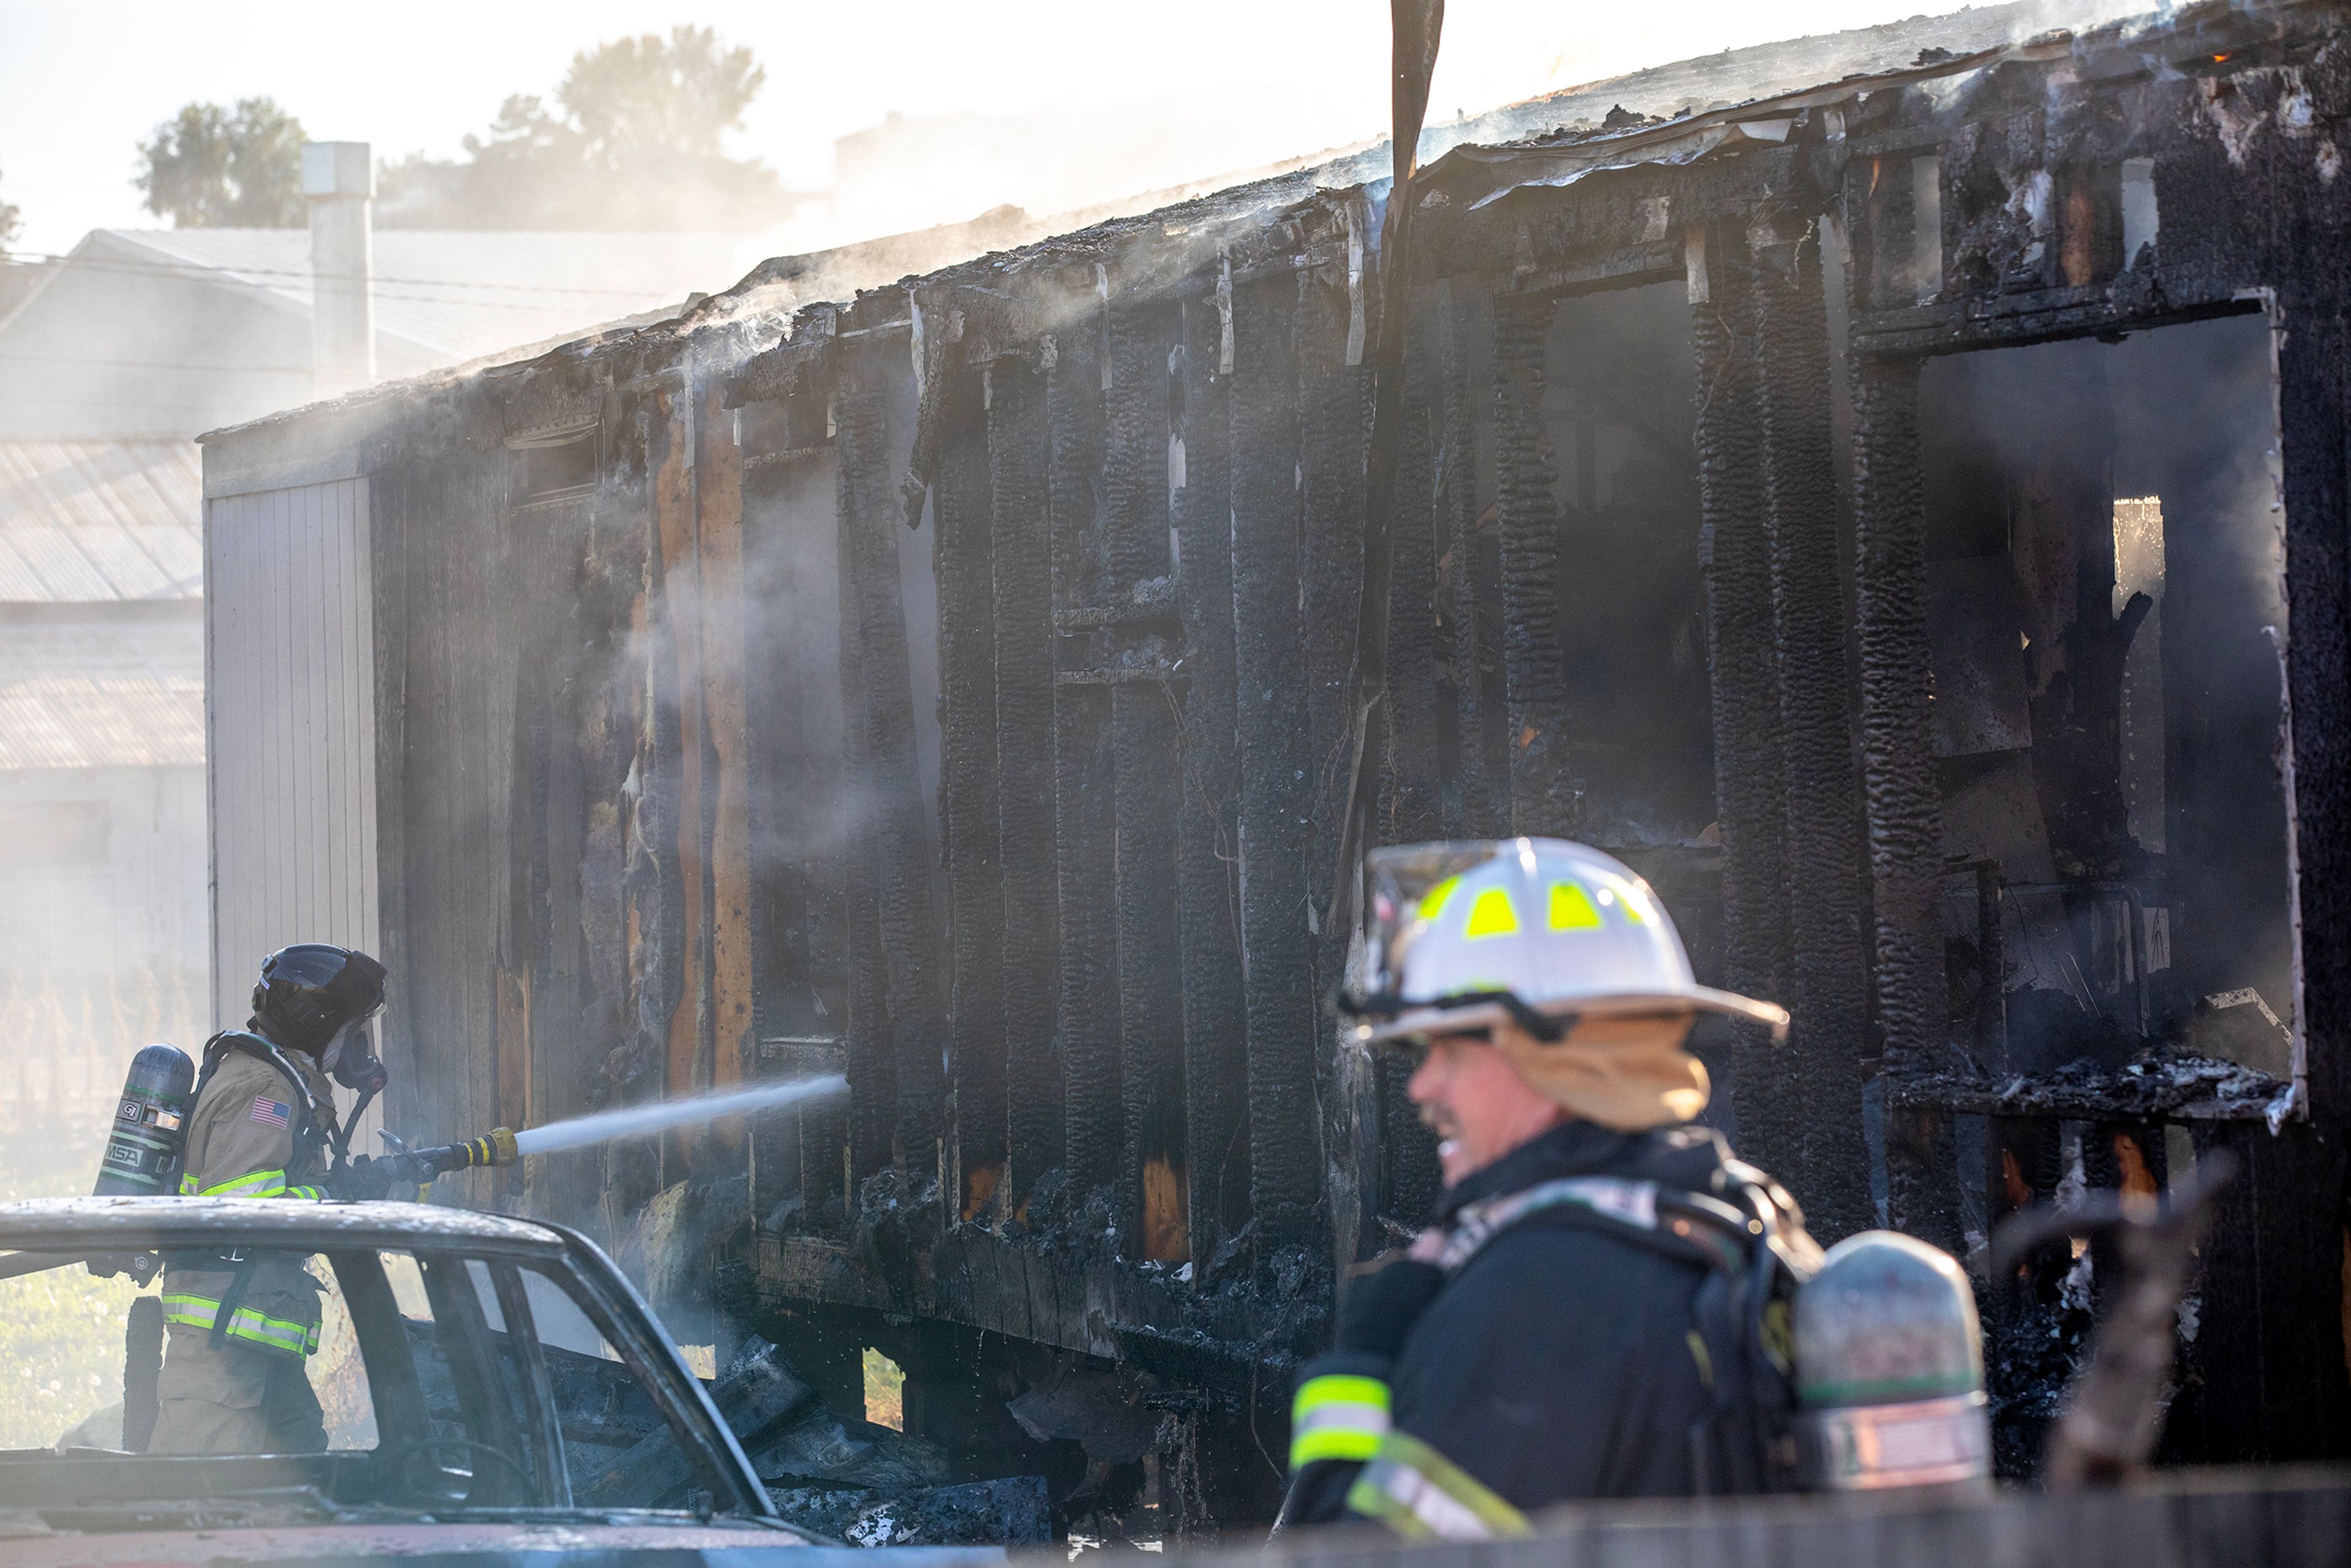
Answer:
320;1013;387;1094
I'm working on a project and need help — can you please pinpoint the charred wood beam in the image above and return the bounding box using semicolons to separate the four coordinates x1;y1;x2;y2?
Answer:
640;410;695;1191
1173;295;1250;1259
1103;309;1175;587
1436;281;1508;837
1752;220;1874;1241
1380;314;1445;852
1114;681;1186;1254
700;383;757;1148
2203;231;2351;1455
1376;320;1445;1229
1297;277;1369;942
1297;275;1371;1262
934;367;1007;1210
1885;1105;1963;1260
1228;276;1322;1251
569;480;644;1218
2272;269;2351;1136
1104;305;1187;1256
1490;290;1584;836
2186;1123;2351;1459
833;355;896;1181
837;342;945;1172
1845;351;1945;1077
1055;684;1121;1195
1693;231;1797;1177
1845;338;1952;1245
1048;325;1125;1195
986;358;1065;1204
739;424;849;1220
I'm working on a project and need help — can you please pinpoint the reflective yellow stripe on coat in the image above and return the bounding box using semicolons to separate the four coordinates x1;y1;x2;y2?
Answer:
159;1293;321;1359
1346;1429;1531;1543
179;1168;326;1201
1290;1374;1393;1468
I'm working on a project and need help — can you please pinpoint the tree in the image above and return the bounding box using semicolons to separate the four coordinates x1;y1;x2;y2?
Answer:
377;27;790;231
135;97;307;227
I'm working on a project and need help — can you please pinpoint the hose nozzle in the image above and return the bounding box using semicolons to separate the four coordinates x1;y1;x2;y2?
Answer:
410;1126;519;1177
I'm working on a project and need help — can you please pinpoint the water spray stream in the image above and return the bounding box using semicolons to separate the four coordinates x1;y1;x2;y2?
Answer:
511;1075;849;1157
397;1075;849;1177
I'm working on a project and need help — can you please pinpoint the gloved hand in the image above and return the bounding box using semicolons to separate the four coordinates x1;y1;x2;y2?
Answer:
325;1154;411;1202
1336;1256;1447;1359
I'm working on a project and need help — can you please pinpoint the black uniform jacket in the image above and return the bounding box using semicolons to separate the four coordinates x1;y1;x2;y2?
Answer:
1288;1118;1741;1528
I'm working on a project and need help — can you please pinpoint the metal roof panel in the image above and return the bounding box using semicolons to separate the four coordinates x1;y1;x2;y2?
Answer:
0;613;203;768
0;440;203;601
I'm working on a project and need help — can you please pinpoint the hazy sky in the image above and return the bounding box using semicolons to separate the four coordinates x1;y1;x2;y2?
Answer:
2;1;1986;256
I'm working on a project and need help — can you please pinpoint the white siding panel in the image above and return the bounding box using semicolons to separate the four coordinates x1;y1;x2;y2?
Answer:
204;479;378;1144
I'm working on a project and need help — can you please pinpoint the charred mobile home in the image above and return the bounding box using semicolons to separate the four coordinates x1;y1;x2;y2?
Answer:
200;0;2351;1528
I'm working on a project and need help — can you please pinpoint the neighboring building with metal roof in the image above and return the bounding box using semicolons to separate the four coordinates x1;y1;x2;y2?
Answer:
0;228;770;440
0;435;204;1152
0;213;771;1160
0;455;205;1150
0;439;202;600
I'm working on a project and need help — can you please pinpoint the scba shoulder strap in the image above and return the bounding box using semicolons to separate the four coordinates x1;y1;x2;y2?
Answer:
187;1030;333;1176
1438;1173;1780;1277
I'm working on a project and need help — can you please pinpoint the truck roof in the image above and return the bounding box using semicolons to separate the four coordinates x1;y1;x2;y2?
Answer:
0;1196;569;1255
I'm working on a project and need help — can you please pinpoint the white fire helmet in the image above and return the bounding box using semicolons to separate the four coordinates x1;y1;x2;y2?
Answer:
1343;838;1790;1046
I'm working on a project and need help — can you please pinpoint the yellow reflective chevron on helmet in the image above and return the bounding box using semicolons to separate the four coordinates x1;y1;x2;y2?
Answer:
1351;836;1790;1049
1463;886;1520;939
1548;883;1602;930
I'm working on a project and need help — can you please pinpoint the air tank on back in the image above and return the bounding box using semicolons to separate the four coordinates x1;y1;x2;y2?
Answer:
92;1044;196;1198
1794;1229;1992;1491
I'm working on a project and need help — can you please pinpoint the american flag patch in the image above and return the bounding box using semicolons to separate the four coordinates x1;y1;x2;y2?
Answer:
249;1097;291;1130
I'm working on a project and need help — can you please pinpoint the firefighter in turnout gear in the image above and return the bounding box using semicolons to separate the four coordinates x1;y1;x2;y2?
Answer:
148;944;390;1455
1281;839;1823;1539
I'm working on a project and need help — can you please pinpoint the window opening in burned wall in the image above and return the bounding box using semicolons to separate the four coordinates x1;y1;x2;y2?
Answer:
508;422;599;506
1918;309;2297;1090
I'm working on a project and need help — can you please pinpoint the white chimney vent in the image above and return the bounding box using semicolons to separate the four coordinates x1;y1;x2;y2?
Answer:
302;141;375;399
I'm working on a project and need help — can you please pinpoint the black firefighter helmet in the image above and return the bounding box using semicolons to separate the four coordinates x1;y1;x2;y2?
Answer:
252;943;388;1090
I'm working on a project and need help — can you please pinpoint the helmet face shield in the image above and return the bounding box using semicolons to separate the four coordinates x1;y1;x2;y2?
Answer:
1352;841;1508;1025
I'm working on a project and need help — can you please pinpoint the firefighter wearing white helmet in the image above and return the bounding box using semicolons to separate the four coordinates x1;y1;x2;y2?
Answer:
1276;838;1824;1540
